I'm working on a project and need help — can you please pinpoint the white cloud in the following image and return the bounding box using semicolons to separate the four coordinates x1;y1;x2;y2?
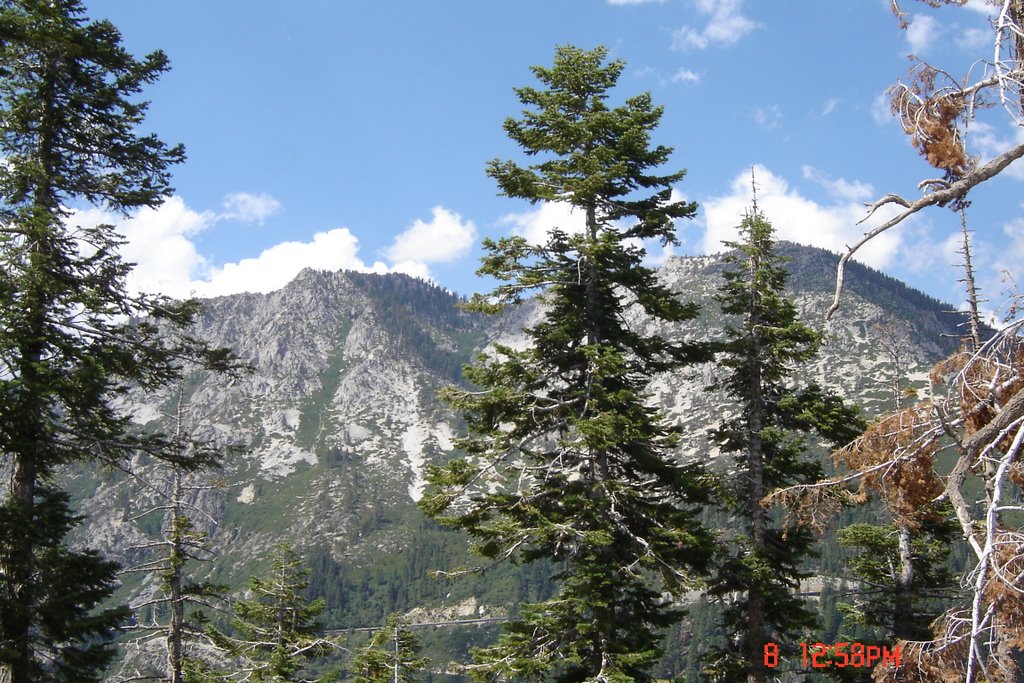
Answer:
965;121;1024;180
956;26;989;51
697;166;1022;317
192;228;375;297
671;0;759;50
384;206;477;264
191;206;478;297
954;213;1024;321
897;225;961;278
698;165;904;270
387;260;433;281
670;68;701;85
906;14;940;55
871;91;893;125
671;27;707;51
499;189;696;267
498;200;587;245
74;197;478;298
70;196;214;298
997;217;1024;287
963;0;998;15
219;192;282;225
967;121;1002;158
801;165;874;202
821;98;839;117
644;241;678;267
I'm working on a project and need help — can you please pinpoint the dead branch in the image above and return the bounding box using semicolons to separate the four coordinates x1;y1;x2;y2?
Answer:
827;141;1024;318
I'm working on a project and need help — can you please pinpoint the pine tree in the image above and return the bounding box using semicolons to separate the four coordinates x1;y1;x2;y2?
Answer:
214;542;332;682
420;45;713;683
703;199;863;682
835;518;958;643
115;381;241;683
351;613;428;683
117;476;225;683
0;1;229;680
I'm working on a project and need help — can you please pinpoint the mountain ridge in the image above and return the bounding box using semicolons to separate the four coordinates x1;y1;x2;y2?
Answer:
61;244;972;674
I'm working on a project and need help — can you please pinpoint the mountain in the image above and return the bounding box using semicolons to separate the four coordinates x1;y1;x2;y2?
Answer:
64;244;968;674
646;243;962;462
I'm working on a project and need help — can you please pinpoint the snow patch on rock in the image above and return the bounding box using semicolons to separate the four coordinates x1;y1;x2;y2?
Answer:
433;421;455;451
257;439;317;477
237;483;256;504
129;401;163;426
281;408;301;430
402;422;429;502
345;423;372;443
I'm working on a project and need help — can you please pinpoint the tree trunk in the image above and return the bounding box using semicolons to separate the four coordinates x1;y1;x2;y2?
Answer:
1013;0;1024;113
892;523;915;639
4;65;59;682
168;472;185;683
746;252;767;683
7;455;38;683
393;625;400;683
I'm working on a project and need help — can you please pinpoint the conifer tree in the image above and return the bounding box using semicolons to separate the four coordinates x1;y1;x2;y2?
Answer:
703;199;863;682
0;1;230;679
115;381;240;683
421;45;713;683
117;471;226;683
835;518;957;643
213;542;332;682
351;613;428;683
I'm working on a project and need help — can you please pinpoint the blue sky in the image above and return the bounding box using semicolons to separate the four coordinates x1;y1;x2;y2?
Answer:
79;0;1023;317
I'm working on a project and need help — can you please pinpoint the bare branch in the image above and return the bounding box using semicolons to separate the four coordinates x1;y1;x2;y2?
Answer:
827;141;1024;317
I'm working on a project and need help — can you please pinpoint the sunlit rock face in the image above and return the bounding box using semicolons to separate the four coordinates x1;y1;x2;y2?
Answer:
69;245;963;636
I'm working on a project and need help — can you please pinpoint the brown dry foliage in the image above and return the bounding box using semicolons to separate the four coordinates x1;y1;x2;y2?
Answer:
761;484;849;534
983;533;1024;651
1011;454;1024;486
894;535;1024;681
873;634;969;682
931;342;1024;453
834;404;944;529
887;1;997;181
891;75;975;180
867;531;1024;681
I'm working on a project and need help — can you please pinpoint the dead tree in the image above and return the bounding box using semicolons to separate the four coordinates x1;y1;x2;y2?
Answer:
805;4;1024;678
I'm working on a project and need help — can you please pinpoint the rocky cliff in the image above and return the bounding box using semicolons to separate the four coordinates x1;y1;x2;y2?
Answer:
64;244;966;645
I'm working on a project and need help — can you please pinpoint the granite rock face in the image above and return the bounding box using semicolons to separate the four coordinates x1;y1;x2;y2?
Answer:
66;244;964;625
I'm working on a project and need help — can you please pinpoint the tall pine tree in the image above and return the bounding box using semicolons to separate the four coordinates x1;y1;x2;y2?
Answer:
351;613;428;683
421;45;713;683
209;543;333;682
703;197;863;682
116;379;243;683
0;1;229;679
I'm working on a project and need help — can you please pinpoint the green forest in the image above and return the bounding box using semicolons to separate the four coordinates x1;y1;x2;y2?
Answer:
1;1;1023;682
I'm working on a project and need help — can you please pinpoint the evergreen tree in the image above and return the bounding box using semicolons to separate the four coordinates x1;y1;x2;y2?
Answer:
351;613;428;683
703;199;863;682
117;478;225;683
421;45;713;683
116;382;241;683
214;542;333;682
835;517;958;642
0;1;228;680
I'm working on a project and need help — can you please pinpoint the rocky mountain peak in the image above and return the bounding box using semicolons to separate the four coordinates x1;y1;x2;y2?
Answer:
68;249;970;647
